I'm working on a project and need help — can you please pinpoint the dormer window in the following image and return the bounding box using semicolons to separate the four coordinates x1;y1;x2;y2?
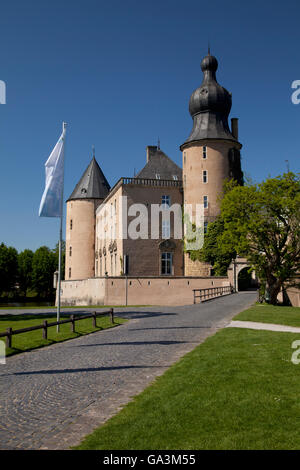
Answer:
162;195;170;208
173;175;178;181
81;188;87;194
155;174;161;179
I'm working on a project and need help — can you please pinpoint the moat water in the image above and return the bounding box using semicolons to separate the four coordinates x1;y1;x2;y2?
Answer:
0;301;53;308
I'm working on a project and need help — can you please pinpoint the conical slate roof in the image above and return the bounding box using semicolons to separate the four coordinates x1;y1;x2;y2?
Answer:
67;157;110;201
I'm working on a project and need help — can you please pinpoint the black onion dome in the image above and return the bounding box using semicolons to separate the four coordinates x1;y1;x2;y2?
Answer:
201;54;218;73
189;54;232;117
181;53;238;147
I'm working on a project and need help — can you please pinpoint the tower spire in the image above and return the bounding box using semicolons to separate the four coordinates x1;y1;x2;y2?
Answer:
92;145;95;159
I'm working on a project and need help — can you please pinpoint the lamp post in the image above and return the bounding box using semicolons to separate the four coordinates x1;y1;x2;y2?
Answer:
232;258;237;293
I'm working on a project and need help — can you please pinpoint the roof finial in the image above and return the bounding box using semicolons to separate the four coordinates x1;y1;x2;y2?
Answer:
208;41;211;56
92;145;95;159
157;137;160;150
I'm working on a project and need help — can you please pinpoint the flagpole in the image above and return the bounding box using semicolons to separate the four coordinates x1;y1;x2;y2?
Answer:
57;122;67;332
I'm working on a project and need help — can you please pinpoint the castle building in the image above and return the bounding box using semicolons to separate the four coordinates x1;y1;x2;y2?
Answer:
64;52;243;283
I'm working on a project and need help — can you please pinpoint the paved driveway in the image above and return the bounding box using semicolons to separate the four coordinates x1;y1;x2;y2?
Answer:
0;292;256;450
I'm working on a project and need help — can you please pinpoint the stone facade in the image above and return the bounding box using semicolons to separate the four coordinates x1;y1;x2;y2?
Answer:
60;276;230;306
95;177;184;277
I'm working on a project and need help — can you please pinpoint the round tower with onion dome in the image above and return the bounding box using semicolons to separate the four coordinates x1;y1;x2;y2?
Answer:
180;51;243;276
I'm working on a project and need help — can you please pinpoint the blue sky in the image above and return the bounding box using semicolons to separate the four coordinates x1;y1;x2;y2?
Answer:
0;0;299;252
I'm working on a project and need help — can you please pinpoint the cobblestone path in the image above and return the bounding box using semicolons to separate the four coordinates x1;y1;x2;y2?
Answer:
0;292;256;449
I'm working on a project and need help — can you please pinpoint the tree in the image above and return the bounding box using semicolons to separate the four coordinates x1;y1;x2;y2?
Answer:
190;217;236;276
32;246;56;298
219;172;300;304
18;249;34;297
0;243;18;296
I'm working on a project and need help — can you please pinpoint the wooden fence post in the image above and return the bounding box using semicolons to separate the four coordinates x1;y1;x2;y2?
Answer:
92;312;96;328
71;315;75;333
6;328;12;348
43;320;48;340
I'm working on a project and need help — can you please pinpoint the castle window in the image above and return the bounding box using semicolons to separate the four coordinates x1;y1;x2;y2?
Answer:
69;246;72;257
161;252;172;275
203;195;208;209
69;268;71;278
183;152;186;165
203;146;207;159
70;219;73;230
203;170;207;183
204;222;208;234
162;220;170;239
162;195;170;208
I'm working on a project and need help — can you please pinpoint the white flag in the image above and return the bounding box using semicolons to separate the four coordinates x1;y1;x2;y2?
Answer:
39;125;66;217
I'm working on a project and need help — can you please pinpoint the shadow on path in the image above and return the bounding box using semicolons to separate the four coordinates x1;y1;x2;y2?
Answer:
9;364;167;376
129;326;212;331
75;339;198;348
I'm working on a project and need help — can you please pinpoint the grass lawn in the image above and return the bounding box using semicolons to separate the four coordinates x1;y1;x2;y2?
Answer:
234;303;300;327
0;314;126;357
75;326;300;450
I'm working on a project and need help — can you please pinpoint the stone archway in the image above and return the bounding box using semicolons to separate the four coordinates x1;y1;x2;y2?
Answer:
227;257;252;292
238;266;253;291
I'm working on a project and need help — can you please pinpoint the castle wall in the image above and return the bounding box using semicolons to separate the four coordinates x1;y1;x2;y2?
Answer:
95;182;184;278
60;276;229;306
65;199;101;280
182;140;240;276
184;255;211;277
284;283;300;307
182;140;235;221
60;278;106;306
95;184;124;277
122;184;183;276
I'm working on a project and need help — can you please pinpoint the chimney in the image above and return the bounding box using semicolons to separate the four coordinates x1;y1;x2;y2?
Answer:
146;145;158;162
231;118;239;140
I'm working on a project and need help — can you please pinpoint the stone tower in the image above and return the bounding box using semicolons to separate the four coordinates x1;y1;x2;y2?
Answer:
65;156;110;280
180;52;243;276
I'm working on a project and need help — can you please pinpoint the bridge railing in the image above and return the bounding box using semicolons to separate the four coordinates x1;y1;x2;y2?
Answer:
193;286;233;304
